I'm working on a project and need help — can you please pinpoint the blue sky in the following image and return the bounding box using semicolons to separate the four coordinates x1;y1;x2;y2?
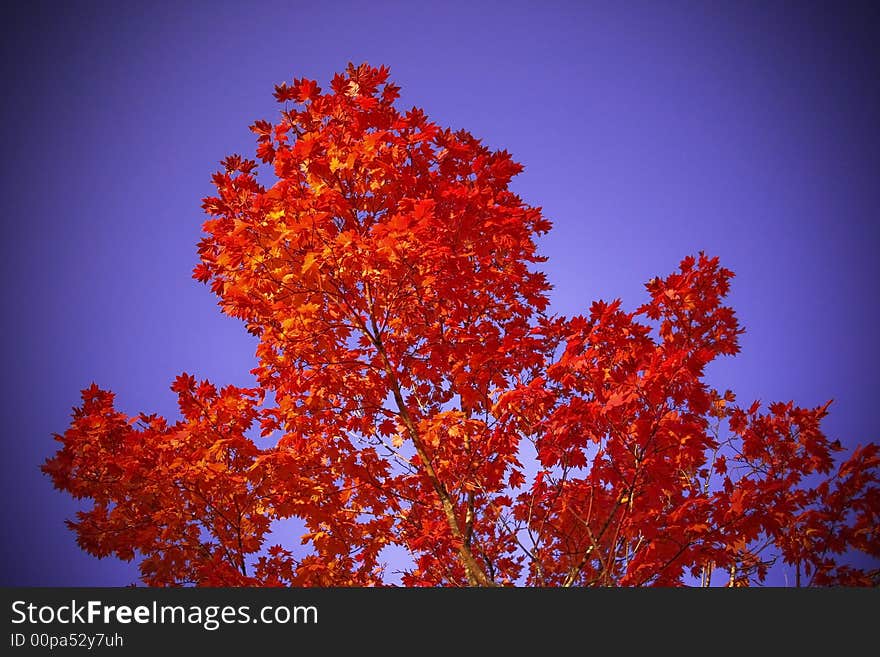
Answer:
1;0;877;585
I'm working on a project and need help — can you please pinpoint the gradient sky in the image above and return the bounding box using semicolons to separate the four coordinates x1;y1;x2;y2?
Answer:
1;0;877;586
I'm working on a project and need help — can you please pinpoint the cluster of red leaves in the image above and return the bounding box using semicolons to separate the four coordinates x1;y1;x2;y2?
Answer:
45;64;879;586
496;255;878;585
43;377;269;585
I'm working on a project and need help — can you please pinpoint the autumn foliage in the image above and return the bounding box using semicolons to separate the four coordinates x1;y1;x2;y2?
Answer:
44;64;879;587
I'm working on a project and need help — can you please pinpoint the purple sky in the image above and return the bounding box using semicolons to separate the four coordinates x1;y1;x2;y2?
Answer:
1;1;877;586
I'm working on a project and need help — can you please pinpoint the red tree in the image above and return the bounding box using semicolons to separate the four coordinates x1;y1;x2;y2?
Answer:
44;64;879;586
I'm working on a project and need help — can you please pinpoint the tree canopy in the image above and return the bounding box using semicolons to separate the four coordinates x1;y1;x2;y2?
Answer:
44;64;879;587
